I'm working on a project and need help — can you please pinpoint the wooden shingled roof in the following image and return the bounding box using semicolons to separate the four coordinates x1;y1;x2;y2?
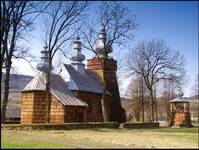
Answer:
23;72;87;107
60;64;111;95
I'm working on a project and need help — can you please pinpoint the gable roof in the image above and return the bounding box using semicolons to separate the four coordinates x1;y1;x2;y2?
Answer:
23;72;87;107
61;64;111;95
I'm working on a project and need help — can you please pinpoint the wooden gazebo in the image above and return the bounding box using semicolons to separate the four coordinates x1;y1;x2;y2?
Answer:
170;89;193;127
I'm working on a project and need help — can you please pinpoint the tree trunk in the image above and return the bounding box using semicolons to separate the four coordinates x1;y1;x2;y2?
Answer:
135;110;140;122
1;38;7;85
1;60;12;123
149;90;154;122
154;92;158;122
1;23;16;123
166;102;170;123
141;96;144;123
101;86;108;122
101;58;109;122
45;56;52;123
1;9;6;84
141;78;144;122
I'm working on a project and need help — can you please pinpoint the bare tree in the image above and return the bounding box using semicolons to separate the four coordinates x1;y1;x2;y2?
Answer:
1;1;50;123
132;75;142;122
125;74;147;122
42;1;88;123
81;1;137;122
126;39;186;122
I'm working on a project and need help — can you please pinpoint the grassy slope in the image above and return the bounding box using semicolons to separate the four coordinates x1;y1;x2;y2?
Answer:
1;127;198;149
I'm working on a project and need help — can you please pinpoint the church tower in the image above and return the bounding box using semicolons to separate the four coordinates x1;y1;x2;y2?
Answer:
86;27;126;123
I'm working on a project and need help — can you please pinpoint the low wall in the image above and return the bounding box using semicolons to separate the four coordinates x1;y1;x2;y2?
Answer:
123;122;160;129
4;120;20;124
1;122;119;130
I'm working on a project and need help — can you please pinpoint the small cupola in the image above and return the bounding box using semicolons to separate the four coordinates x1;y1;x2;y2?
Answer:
36;44;53;72
71;36;85;74
93;26;112;58
170;88;187;102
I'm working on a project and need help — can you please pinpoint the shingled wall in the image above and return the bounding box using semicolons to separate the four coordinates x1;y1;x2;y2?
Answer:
21;91;86;124
50;95;65;123
21;91;46;124
64;106;86;122
21;92;34;124
75;91;104;122
87;57;126;123
170;112;192;127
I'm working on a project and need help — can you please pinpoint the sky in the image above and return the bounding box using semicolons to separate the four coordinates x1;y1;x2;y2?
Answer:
11;1;198;97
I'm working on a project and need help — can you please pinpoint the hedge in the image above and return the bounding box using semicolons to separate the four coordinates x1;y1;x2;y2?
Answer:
123;122;160;129
1;122;120;130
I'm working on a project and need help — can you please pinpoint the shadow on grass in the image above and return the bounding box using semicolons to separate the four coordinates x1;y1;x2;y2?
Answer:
88;128;122;133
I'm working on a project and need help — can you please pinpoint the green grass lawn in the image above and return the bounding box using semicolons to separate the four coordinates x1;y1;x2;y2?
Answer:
1;127;199;149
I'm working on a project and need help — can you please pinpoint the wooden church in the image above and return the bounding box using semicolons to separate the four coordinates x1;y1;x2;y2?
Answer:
20;27;126;124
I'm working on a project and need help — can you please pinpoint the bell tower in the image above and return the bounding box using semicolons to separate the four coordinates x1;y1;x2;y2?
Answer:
86;26;126;123
170;88;193;127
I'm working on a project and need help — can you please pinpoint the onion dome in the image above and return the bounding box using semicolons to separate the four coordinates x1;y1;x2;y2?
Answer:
93;26;112;58
36;45;53;72
71;36;85;74
71;37;85;63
